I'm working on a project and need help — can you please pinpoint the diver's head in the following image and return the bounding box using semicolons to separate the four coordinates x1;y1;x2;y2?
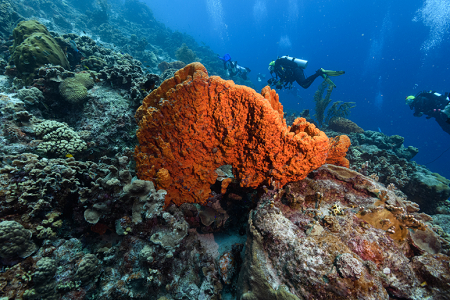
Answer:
268;61;275;72
405;95;415;106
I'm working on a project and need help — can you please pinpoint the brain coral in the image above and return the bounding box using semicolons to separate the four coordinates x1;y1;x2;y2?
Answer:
59;72;94;104
135;63;350;207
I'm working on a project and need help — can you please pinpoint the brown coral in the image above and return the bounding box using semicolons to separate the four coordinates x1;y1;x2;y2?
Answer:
328;117;364;134
135;63;350;207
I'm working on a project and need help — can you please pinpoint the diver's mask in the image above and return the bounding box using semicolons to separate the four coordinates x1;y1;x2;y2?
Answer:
405;95;415;106
268;61;275;73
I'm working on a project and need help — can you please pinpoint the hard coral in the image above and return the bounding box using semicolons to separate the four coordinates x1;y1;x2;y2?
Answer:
328;117;364;134
59;72;94;104
175;43;198;64
135;63;350;207
10;20;70;84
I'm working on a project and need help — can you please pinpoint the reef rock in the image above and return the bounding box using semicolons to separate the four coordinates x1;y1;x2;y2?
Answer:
237;164;450;299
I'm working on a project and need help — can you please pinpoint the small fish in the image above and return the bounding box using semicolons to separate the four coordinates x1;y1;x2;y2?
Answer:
41;102;49;110
84;66;89;70
146;65;150;67
83;31;86;34
420;281;427;287
66;154;73;158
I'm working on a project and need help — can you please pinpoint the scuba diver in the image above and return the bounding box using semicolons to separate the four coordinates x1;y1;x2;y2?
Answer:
218;53;233;71
218;54;251;80
229;61;251;80
406;91;450;134
267;56;345;90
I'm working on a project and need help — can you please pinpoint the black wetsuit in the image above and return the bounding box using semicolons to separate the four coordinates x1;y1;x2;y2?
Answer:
271;57;321;89
409;91;450;134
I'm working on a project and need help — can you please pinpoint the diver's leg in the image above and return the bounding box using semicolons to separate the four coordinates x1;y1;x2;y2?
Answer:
294;68;320;89
436;115;450;135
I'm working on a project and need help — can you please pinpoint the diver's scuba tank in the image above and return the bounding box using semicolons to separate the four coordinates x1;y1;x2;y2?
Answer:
280;56;308;69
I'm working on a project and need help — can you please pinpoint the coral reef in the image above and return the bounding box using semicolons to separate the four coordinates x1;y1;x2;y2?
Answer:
0;152;226;299
135;63;351;207
98;59;160;105
0;1;449;299
157;60;186;73
175;43;198;64
237;164;450;299
344;130;450;213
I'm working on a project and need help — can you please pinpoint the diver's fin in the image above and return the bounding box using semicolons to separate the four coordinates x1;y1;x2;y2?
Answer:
324;77;336;88
320;68;345;77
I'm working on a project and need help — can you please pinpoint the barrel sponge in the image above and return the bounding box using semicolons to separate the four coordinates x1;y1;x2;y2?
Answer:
59;72;94;104
135;62;351;207
11;20;70;84
0;220;37;259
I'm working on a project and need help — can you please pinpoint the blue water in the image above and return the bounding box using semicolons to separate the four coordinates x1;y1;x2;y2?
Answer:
144;0;450;179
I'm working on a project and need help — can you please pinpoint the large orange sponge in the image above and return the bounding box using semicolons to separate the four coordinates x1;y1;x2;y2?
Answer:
135;63;350;207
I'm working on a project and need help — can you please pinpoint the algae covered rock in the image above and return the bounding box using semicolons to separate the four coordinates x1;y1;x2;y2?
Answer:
10;20;70;84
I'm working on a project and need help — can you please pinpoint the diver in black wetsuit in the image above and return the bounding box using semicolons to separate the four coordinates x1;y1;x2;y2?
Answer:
406;90;450;134
267;56;345;90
